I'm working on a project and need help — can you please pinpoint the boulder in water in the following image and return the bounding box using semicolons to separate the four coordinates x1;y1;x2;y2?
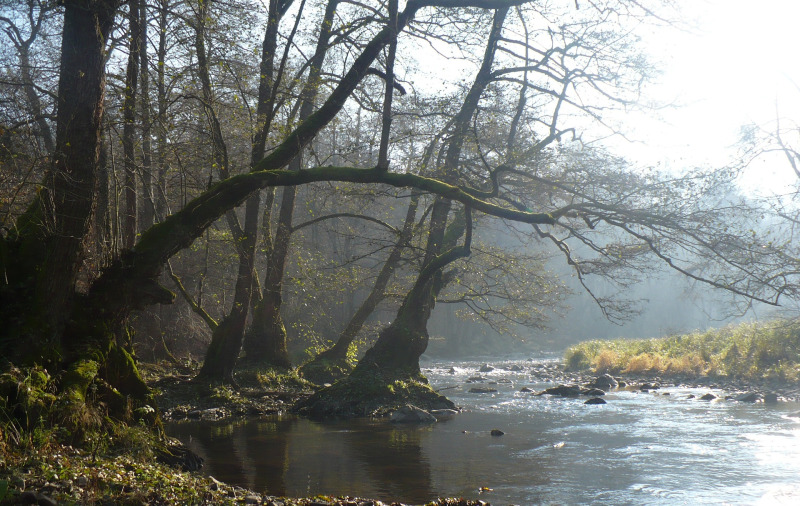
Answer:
735;392;761;403
519;387;534;393
584;397;607;405
479;363;495;373
542;385;582;397
430;408;459;420
581;388;606;396
469;387;498;394
389;404;437;424
587;374;618;391
699;393;717;401
764;393;779;404
490;429;505;436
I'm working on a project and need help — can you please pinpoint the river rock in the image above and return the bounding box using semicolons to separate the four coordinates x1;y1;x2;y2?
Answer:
490;429;505;436
506;364;525;372
469;387;498;394
735;392;761;403
448;367;456;374
584;397;607;405
479;364;495;373
541;385;582;397
581;388;606;396
390;404;437;423
244;494;262;504
520;386;534;393
764;393;779;404
430;409;459;420
699;393;717;401
587;374;618;391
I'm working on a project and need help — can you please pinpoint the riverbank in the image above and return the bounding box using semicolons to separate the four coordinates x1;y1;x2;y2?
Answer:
0;436;488;505
562;319;800;401
4;351;799;505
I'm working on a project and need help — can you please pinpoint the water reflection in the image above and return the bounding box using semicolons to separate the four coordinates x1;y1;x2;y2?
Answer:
166;359;800;505
167;417;437;502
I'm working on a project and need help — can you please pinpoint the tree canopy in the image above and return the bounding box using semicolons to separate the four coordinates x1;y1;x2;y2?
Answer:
0;0;795;424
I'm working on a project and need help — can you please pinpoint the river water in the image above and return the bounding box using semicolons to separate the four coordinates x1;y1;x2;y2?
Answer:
166;358;800;505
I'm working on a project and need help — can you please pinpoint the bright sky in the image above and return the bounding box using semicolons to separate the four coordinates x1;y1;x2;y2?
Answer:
618;0;800;195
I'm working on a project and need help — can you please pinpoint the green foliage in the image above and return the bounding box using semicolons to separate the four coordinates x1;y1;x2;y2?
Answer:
564;319;800;381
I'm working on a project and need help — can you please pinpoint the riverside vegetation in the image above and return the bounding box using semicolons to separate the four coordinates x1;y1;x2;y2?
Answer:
565;319;800;384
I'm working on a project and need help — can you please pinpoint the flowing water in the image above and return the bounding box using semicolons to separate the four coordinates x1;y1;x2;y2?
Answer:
166;358;800;505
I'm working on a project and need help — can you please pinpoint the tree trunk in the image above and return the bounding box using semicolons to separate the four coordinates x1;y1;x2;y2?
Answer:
139;0;155;230
155;0;168;221
0;0;157;428
354;7;508;375
299;195;419;382
243;0;339;367
122;0;141;249
197;193;262;383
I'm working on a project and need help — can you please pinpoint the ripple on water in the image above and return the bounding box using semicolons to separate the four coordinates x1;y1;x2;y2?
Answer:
166;359;800;506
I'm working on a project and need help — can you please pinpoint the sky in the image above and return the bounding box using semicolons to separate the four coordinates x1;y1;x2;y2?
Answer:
618;0;800;195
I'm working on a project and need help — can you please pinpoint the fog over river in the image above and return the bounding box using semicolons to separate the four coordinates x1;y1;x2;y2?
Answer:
167;358;800;505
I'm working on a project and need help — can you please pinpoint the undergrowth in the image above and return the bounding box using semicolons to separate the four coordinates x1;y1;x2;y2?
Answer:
564;319;800;382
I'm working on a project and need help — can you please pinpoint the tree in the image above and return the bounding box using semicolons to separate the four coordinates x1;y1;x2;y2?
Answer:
1;0;793;429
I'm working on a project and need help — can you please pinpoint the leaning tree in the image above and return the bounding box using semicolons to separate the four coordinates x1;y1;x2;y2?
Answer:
1;0;796;430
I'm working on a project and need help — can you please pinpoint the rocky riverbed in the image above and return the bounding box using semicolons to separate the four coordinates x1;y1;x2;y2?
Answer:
446;359;800;404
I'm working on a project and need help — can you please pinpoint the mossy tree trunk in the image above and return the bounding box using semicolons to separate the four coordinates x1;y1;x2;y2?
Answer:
299;194;419;383
243;0;340;368
196;0;296;381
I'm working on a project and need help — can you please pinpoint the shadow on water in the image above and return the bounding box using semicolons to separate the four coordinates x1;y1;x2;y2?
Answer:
166;416;437;502
168;417;296;493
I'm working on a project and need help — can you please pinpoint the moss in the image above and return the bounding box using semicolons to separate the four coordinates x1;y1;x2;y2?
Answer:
297;356;354;385
295;366;454;420
60;359;99;405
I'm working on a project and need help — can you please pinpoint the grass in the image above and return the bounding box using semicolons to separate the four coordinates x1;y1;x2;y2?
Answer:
564;319;800;382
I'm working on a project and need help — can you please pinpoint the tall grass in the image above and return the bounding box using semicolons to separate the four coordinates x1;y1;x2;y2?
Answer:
564;319;800;381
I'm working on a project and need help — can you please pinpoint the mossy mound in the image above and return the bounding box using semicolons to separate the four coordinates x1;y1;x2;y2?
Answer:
295;366;455;420
297;356;354;386
148;363;315;420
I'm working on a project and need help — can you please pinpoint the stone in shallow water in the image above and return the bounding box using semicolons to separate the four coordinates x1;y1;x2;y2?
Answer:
735;392;761;403
584;397;607;405
699;393;717;401
764;393;779;404
490;429;505;436
587;373;618;391
541;385;582;397
469;387;498;394
389;404;437;423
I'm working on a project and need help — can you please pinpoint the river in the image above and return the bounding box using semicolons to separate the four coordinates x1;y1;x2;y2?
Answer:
166;358;800;505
